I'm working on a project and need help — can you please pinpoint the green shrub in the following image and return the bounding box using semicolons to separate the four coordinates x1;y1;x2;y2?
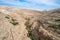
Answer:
48;18;60;30
10;18;19;25
48;24;60;30
5;16;19;25
25;18;37;40
5;16;10;19
10;21;18;25
55;19;60;21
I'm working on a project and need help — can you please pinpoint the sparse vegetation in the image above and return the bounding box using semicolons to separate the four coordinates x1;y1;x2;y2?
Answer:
10;18;19;25
55;19;60;22
5;16;19;25
5;16;10;19
48;18;60;30
48;24;60;29
25;18;37;40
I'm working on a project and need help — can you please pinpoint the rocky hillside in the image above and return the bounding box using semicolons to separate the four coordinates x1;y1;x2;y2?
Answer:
0;6;60;40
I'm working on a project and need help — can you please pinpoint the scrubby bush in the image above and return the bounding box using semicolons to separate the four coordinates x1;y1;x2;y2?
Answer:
5;16;10;19
25;18;37;40
48;18;60;30
5;16;19;25
10;18;19;25
55;19;60;22
48;24;60;29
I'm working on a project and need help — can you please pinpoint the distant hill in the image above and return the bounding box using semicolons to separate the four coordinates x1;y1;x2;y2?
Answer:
0;6;60;40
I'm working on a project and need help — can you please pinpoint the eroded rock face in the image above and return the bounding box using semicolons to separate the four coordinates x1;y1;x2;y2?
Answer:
0;10;30;40
29;18;60;40
0;6;60;40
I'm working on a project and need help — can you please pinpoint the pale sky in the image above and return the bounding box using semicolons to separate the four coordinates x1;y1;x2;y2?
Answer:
0;0;60;10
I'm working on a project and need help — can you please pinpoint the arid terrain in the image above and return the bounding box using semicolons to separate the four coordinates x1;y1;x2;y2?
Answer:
0;6;60;40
